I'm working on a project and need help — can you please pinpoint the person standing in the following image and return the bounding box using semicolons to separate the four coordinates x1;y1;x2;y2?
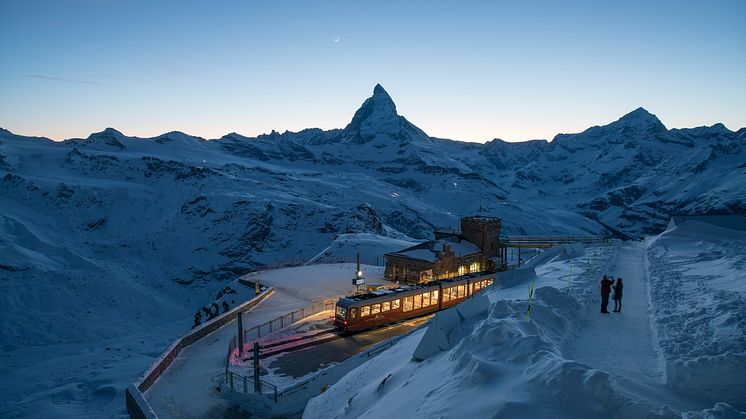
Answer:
600;275;614;313
613;278;624;313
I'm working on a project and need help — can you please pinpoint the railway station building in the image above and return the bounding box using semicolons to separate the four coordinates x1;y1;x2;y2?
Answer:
384;216;502;284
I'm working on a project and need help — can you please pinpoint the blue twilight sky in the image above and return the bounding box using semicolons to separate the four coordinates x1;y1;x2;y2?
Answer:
1;0;744;142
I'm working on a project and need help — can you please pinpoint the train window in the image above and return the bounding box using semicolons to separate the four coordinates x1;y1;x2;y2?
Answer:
336;306;346;317
392;299;401;310
474;282;481;291
371;304;381;314
432;290;439;302
382;301;391;312
403;297;413;312
361;306;370;317
422;292;430;307
350;308;356;319
443;287;450;302
414;294;422;309
457;285;465;298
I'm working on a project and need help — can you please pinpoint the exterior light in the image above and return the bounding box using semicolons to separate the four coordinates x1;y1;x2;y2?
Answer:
357;270;363;278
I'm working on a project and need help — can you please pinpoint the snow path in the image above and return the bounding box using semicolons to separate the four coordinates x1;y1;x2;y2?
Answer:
567;242;706;412
145;289;311;418
568;243;662;383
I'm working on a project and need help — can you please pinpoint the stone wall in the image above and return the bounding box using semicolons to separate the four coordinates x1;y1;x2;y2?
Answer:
384;255;433;283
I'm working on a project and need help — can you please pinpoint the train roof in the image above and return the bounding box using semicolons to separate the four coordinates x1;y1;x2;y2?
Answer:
336;273;496;308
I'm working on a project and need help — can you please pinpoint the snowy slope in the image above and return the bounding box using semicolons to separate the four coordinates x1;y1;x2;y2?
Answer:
1;85;744;417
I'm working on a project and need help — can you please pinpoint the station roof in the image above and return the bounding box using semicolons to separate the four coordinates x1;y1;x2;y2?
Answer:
385;235;481;263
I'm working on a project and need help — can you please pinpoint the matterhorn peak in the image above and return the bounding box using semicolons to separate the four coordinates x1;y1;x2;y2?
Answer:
348;84;398;127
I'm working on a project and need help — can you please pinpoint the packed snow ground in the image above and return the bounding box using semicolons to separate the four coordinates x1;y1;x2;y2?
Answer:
305;233;745;418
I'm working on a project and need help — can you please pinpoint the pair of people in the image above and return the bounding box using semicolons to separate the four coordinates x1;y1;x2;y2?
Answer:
600;275;623;313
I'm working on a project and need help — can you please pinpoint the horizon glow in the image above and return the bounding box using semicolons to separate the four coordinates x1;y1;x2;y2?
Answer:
1;0;744;143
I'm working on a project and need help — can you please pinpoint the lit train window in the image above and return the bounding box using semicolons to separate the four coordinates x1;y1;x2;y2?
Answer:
336;306;346;317
432;290;439;302
382;301;391;312
350;308;356;319
443;287;451;302
392;299;401;310
403;297;413;312
361;306;370;317
414;294;422;309
422;293;430;307
457;285;465;298
371;304;381;314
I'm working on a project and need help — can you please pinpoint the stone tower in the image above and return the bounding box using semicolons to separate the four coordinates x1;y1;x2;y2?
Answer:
460;216;501;258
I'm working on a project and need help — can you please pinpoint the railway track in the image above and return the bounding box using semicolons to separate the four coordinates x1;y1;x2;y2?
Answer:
236;328;343;362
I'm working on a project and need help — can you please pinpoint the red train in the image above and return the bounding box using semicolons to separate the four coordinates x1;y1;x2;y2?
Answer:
334;273;495;333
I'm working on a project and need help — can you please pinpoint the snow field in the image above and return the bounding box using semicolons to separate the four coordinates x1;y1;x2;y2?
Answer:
646;221;746;409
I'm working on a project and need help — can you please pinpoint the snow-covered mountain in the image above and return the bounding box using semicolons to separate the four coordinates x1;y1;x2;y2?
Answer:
0;84;744;417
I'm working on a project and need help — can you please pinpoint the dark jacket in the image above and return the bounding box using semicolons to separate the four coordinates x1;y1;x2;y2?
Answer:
613;282;623;299
601;278;613;294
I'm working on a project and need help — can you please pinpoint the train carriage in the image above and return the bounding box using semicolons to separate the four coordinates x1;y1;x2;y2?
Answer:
334;273;495;333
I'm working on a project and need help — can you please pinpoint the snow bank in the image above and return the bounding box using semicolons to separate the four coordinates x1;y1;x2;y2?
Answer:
646;221;746;409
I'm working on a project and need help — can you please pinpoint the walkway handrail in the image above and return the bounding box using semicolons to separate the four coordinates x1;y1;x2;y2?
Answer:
501;235;608;244
125;286;274;419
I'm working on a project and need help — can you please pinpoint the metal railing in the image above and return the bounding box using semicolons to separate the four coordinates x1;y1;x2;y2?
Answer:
500;235;609;244
241;298;338;344
224;297;339;399
225;369;278;402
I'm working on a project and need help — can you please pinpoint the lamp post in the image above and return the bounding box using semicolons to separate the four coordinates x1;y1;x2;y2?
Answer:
352;253;365;293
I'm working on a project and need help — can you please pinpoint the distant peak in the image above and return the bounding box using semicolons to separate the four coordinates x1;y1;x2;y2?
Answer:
612;107;666;132
95;127;124;137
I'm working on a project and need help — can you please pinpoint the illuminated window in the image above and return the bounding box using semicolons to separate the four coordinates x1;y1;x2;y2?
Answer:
403;297;413;312
414;294;422;309
432;290;439;303
350;308;356;319
392;299;401;310
371;304;381;314
457;285;465;298
336;306;346;317
382;301;391;312
474;282;481;291
458;265;467;275
443;287;450;302
470;262;481;272
361;306;370;317
422;292;430;307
